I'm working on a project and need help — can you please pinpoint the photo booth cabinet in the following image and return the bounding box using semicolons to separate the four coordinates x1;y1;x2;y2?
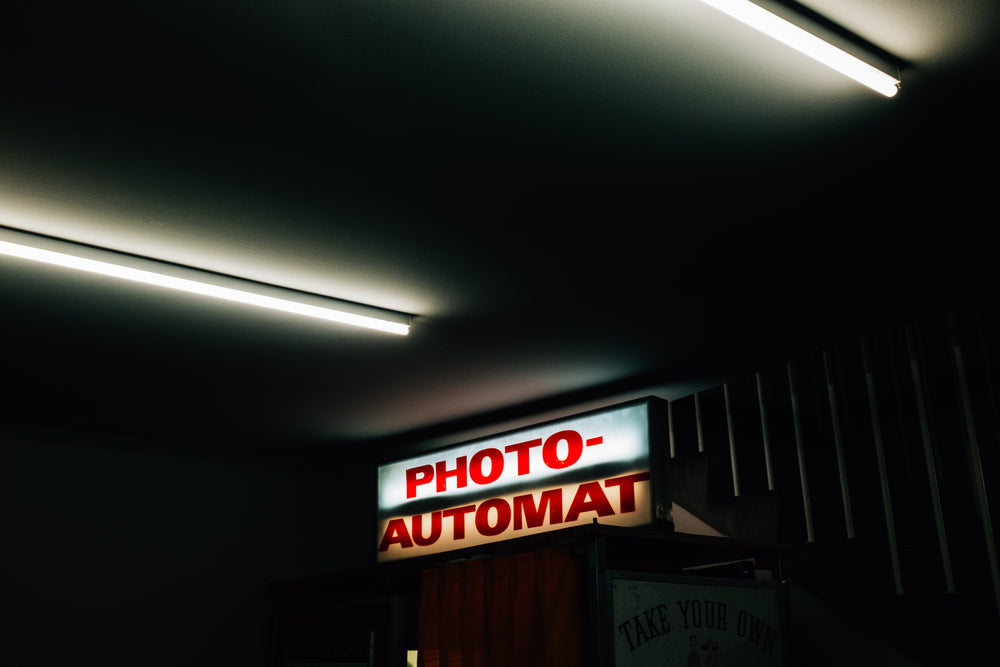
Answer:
269;399;789;666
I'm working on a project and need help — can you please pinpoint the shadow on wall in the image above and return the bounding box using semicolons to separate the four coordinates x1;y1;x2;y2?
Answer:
787;582;920;667
0;427;369;667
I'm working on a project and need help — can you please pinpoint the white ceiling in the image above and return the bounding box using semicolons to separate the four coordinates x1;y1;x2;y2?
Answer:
1;1;996;452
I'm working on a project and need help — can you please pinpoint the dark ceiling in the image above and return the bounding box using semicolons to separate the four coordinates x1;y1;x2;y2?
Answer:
2;1;997;453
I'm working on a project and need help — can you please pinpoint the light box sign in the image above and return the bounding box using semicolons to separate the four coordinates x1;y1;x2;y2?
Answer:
377;399;665;562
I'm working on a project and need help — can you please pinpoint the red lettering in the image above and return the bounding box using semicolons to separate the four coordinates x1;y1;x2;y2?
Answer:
543;430;583;469
504;438;541;475
513;489;564;529
384;470;653;557
605;472;651;513
378;518;413;551
475;498;511;536
469;447;504;485
442;504;475;539
406;464;434;499
436;456;468;492
412;511;442;546
565;481;615;522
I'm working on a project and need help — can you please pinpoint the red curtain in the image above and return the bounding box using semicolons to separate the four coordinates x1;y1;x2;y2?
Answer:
417;545;584;667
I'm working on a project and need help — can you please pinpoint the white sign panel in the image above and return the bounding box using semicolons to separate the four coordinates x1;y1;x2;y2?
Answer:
613;575;784;666
377;401;657;562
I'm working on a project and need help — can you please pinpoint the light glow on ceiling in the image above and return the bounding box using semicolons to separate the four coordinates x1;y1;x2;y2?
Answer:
697;0;901;97
0;225;411;335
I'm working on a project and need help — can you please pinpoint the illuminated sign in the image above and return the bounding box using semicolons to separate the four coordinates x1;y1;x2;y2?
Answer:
377;399;667;562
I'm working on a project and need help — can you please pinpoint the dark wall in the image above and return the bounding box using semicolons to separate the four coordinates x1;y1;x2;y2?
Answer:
0;427;373;666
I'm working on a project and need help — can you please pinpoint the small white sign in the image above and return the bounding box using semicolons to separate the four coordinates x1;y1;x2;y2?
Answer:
613;575;784;666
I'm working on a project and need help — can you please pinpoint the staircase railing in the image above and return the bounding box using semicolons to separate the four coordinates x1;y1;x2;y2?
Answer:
664;301;1000;663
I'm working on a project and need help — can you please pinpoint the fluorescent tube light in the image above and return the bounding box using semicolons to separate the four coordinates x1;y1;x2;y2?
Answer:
697;0;900;97
0;225;411;335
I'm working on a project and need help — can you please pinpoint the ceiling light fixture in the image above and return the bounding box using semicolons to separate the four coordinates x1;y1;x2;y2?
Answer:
696;0;901;97
0;225;411;335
